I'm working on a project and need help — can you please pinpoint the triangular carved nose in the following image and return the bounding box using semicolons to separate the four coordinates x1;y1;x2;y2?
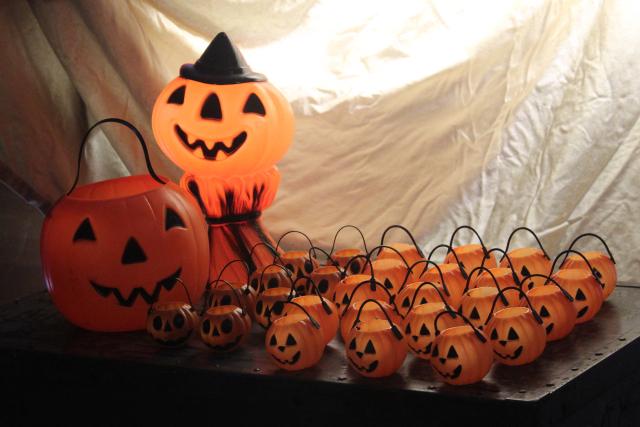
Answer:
121;237;147;264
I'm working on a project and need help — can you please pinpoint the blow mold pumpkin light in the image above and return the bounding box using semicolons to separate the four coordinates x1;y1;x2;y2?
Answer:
41;119;209;332
152;32;295;284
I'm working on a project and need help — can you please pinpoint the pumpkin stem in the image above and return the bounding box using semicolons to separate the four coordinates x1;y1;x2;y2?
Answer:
378;224;424;258
520;274;574;301
68;118;165;195
433;309;487;343
484;286;543;325
352;299;403;340
502;227;550;260
274;230;317;259
549;249;604;287
427;244;468;280
407;281;451;313
447;225;490;259
563;233;616;264
329;225;369;255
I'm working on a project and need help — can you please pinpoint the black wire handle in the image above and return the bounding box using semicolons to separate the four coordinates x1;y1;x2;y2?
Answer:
304;277;334;315
342;278;399;317
406;281;451;313
343;254;372;279
562;233;616;264
433;309;486;343
308;246;341;270
202;278;246;316
272;301;321;329
549;249;604;287
482;247;520;286
351;299;403;340
502;227;550;260
379;224;425;258
209;259;251;291
329;225;368;255
447;225;489;258
484;286;543;325
259;263;295;294
521;274;574;301
427;244;468;280
274;230;317;259
68;118;165;195
400;260;451;296
248;242;285;266
366;244;411;269
463;266;509;306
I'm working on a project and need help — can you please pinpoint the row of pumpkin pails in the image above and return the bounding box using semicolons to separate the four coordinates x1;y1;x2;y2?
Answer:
146;225;616;385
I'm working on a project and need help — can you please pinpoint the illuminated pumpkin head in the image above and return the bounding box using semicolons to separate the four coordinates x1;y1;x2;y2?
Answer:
147;301;199;347
402;301;463;360
551;250;604;324
431;310;493;385
200;279;251;352
377;224;425;266
446;225;496;271
340;297;401;342
560;233;617;299
396;281;448;317
345;299;407;378
253;286;294;329
151;32;294;178
206;260;257;320
485;287;546;366
332;274;373;312
329;225;368;275
283;278;339;345
523;274;576;341
502;227;552;288
266;302;325;371
42;119;209;332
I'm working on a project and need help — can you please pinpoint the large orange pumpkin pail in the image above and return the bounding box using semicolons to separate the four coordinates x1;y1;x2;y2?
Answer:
41;118;209;332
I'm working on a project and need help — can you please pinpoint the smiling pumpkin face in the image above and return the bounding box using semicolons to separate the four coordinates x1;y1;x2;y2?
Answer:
152;78;293;178
266;313;325;371
486;306;546;365
346;318;407;378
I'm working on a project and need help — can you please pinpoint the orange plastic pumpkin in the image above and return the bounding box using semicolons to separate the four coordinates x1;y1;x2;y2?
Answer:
41;118;209;332
329;225;368;275
445;225;496;271
310;264;343;300
364;245;413;296
206;259;257;319
485;287;546;366
151;32;295;285
431;310;493;385
332;274;374;312
458;287;506;331
339;289;401;342
253;285;295;329
560;233;617;299
248;262;293;294
340;278;395;314
523;274;576;341
412;255;464;309
377;225;425;265
345;299;407;378
146;278;199;346
502;227;552;288
466;266;523;307
396;281;448;317
283;278;339;345
274;231;319;287
266;302;325;371
551;250;604;324
200;280;251;352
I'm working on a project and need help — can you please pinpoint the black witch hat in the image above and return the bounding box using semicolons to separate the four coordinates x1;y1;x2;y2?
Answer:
180;32;266;85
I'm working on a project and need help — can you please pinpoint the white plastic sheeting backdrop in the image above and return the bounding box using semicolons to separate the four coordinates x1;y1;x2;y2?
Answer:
0;0;638;279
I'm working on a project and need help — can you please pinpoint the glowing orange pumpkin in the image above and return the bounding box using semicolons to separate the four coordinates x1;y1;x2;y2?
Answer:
560;233;617;300
283;278;339;344
502;227;551;288
402;302;463;360
42;118;209;332
523;274;576;341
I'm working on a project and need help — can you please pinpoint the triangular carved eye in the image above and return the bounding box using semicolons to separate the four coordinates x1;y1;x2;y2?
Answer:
402;298;410;308
575;289;586;301
508;327;519;340
521;265;531;278
286;334;297;346
364;340;376;354
405;323;411;334
384;278;394;289
447;346;458;359
73;218;96;242
342;294;350;305
419;324;430;336
539;305;550;318
269;335;277;346
121;237;147;264
432;344;439;357
349;339;356;350
490;329;498;340
243;93;266;116
470;307;480;320
165;207;185;230
201;93;222;120
167;85;185;105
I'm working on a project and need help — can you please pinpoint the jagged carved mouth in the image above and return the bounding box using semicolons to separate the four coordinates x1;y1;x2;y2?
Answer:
494;345;523;360
90;268;182;307
348;357;379;373
205;334;243;351
433;364;462;380
409;341;432;355
271;351;301;365
175;124;247;161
